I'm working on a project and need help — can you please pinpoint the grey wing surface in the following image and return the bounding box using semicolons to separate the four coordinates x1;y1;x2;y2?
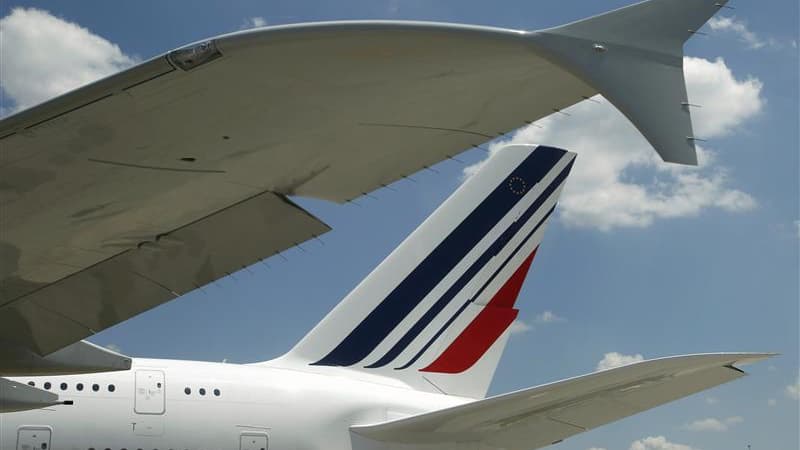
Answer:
0;0;725;372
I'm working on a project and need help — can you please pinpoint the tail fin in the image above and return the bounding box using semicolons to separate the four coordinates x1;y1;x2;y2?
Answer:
529;0;729;165
275;145;575;398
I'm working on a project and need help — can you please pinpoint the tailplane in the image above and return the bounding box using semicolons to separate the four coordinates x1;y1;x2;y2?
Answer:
271;144;575;398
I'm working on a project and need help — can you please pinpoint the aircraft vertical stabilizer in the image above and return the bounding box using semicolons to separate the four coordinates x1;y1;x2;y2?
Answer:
272;145;575;398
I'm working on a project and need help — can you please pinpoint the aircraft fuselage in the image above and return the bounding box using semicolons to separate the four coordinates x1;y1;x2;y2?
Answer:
3;358;468;450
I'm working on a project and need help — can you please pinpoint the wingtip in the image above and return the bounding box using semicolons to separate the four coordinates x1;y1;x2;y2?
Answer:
729;352;780;367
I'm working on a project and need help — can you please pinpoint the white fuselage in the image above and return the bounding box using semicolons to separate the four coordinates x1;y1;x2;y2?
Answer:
2;358;470;450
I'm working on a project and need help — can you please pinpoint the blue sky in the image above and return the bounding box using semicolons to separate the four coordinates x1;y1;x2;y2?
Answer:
1;1;797;449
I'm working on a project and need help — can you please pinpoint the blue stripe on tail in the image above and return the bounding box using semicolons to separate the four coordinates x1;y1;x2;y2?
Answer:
312;146;566;368
367;160;572;369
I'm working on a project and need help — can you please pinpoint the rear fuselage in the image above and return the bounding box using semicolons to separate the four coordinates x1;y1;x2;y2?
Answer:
3;358;469;450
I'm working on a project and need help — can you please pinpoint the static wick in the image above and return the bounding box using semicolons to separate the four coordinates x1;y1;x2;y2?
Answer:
402;174;419;183
688;29;709;36
552;108;572;117
687;136;708;142
447;155;465;164
523;121;544;129
362;191;379;200
312;234;326;246
380;183;398;192
423;165;441;174
582;95;601;104
714;2;735;9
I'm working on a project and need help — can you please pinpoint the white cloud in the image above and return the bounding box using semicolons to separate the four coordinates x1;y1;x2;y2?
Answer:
463;57;762;231
508;319;532;335
629;436;697;450
0;8;135;114
596;352;644;371
707;16;788;51
786;374;800;400
767;398;777;407
704;396;718;405
534;310;566;324
686;416;743;432
240;16;267;30
588;448;608;450
708;16;768;49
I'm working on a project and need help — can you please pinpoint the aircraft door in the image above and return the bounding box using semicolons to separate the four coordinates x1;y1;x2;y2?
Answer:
135;370;165;414
240;432;268;450
16;427;51;450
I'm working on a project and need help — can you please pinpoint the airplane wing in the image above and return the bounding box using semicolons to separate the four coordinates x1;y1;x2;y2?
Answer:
351;353;773;449
0;0;727;373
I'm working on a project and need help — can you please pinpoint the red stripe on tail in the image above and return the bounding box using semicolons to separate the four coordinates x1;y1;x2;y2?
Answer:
421;250;537;374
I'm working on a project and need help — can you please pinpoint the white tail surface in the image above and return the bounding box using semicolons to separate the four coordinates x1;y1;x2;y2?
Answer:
272;145;575;398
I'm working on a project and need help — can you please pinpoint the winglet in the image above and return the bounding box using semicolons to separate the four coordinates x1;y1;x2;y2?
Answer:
529;0;729;165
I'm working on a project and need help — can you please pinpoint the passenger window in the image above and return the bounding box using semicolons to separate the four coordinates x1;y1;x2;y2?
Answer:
92;383;100;392
43;382;51;390
60;382;68;390
199;388;206;396
28;381;35;387
108;384;116;392
184;387;191;395
77;383;84;391
213;388;220;396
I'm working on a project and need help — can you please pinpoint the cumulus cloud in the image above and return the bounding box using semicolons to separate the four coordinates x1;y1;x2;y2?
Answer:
629;436;697;450
707;16;787;50
767;398;777;407
709;16;766;49
787;373;800;400
705;396;718;405
508;319;532;335
0;8;135;114
534;310;566;324
685;416;743;432
463;57;762;231
240;16;267;30
596;352;645;371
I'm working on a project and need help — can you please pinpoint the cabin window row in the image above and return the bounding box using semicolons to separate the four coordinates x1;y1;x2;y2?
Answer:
183;386;221;397
27;381;115;392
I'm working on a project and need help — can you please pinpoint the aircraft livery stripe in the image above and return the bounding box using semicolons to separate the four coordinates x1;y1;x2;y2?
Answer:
312;146;567;367
368;166;569;370
420;249;538;374
394;203;556;371
419;282;526;373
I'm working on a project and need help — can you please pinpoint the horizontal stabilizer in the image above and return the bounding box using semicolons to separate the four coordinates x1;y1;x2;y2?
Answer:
352;353;773;449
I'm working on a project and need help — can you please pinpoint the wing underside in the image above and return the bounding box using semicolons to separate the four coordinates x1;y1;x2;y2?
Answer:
0;0;728;366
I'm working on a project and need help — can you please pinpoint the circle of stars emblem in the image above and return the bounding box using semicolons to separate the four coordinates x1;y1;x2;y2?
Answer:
508;176;527;195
